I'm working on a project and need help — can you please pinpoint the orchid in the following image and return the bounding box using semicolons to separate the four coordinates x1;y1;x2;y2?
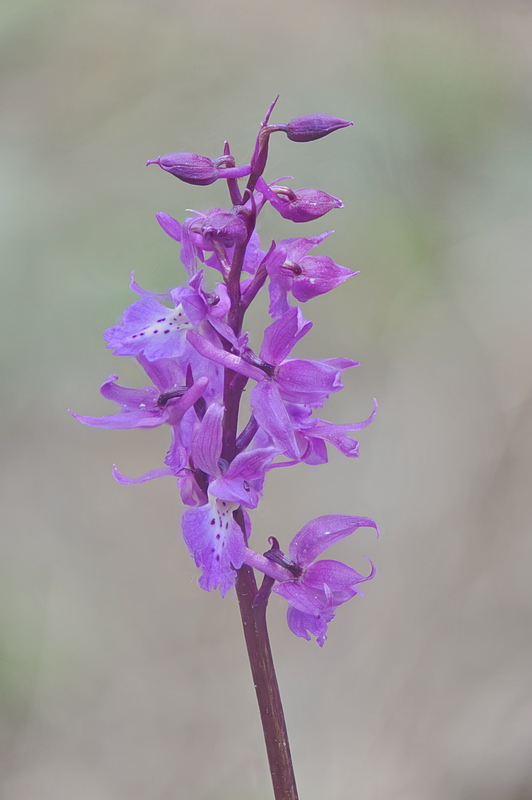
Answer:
73;99;378;800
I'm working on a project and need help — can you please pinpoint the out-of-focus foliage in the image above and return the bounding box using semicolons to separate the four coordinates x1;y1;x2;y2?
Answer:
2;1;532;798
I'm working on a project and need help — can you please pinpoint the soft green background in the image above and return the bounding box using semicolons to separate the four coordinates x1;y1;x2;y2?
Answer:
2;1;532;798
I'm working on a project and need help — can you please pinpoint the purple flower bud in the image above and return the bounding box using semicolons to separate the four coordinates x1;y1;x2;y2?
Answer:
146;152;219;185
285;114;353;143
270;187;343;223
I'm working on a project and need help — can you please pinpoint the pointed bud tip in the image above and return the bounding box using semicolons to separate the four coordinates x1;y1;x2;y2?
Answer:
145;152;219;185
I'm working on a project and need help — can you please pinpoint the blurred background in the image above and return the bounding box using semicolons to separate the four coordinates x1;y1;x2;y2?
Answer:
1;0;532;798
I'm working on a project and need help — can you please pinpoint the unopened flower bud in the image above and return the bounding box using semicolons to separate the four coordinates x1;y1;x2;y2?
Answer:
285;114;353;143
270;187;343;223
146;152;219;185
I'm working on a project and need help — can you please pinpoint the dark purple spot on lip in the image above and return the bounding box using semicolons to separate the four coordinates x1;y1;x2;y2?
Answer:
225;522;229;529
139;332;145;336
216;534;220;539
156;318;165;322
152;329;158;334
210;519;215;525
132;334;137;338
163;330;170;334
216;555;220;561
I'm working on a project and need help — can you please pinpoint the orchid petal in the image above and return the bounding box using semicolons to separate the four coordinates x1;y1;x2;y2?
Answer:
251;381;300;460
289;515;379;565
181;498;246;597
260;307;312;365
112;465;177;484
191;402;224;476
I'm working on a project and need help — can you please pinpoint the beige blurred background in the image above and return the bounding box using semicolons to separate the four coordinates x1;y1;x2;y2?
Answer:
1;1;532;798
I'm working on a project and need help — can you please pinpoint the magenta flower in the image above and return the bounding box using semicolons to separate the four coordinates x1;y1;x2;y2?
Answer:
257;178;343;223
272;402;376;465
104;271;229;361
266;232;356;317
187;307;357;458
182;403;277;595
271;515;378;646
70;357;208;478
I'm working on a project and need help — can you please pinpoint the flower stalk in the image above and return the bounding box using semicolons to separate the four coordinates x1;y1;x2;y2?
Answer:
236;562;299;800
71;99;377;799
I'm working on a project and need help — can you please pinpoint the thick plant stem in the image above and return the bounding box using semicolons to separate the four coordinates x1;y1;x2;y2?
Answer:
235;564;299;800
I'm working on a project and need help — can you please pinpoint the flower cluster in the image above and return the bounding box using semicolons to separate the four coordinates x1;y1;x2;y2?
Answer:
72;100;377;645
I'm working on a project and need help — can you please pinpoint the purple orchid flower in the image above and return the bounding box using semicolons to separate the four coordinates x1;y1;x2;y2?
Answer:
270;515;378;646
286;400;378;465
70;357;209;477
187;307;357;458
257;178;343;223
104;271;229;361
182;403;277;596
266;232;356;317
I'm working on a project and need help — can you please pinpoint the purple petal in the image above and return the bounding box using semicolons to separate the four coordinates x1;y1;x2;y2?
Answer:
164;426;187;472
98;375;159;410
69;408;163;429
156;211;182;242
128;271;170;301
305;399;378;457
136;355;184;393
267;280;291;319
104;296;192;361
274;580;325;615
210;447;277;507
291;257;356;303
181;498;246;597
260;307;312;365
186;331;265;382
209;475;260;508
251;381;300;460
270;188;343;223
179;219;198;276
276;358;350;406
289;515;379;565
303;558;373;591
112;465;177;484
282;231;333;261
286;607;332;647
295;433;329;464
226;447;278;481
191;402;224;476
